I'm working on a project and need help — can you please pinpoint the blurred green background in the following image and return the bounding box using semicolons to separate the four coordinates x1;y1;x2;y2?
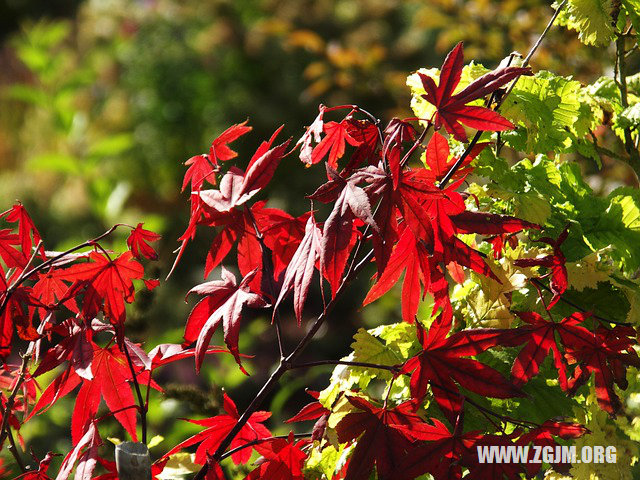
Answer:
0;0;626;475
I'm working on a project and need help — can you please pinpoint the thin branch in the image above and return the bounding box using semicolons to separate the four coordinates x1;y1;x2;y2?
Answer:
496;0;568;109
0;353;31;450
0;225;121;318
219;433;312;461
438;131;482;187
614;31;640;180
194;242;376;479
290;359;401;373
7;427;28;473
531;278;631;326
429;381;538;429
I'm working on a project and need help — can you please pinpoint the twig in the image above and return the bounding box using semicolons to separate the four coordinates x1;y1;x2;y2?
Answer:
429;381;538;429
219;433;311;461
290;359;401;373
0;226;121;318
531;278;630;326
193;243;376;479
0;353;31;450
614;31;640;180
7;427;28;473
496;0;568;109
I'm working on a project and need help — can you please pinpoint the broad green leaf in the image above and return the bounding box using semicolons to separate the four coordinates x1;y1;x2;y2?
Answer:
466;286;514;328
368;322;417;358
565;249;613;291
586;188;640;271
557;0;615;46
304;444;346;480
156;453;200;479
616;103;640;130
501;72;587;153
351;328;403;371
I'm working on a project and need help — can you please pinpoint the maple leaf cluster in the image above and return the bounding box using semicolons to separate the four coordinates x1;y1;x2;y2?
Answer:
0;41;638;480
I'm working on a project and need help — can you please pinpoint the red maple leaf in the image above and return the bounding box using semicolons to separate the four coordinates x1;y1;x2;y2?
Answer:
184;267;268;373
285;389;329;442
181;121;252;193
54;251;144;325
451;210;540;236
255;207;310;279
0;228;26;268
565;325;640;414
273;216;323;324
321;166;377;296
363;227;439;323
311;120;362;167
335;396;427;480
30;341;141;443
418;42;531;142
209;121;253;163
246;432;310;480
514;226;569;308
31;269;79;319
164;392;271;465
498;311;594;390
127;223;161;260
199;136;290;215
517;420;588;476
401;320;523;421
182;154;219;192
345;118;380;170
56;422;100;480
285;390;328;424
393;412;482;480
3;203;44;258
424;131;488;182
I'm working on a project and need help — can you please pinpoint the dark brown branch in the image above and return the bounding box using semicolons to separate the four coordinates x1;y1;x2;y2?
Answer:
7;426;28;473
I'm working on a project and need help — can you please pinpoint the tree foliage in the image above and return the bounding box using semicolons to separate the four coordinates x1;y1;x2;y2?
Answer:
1;2;640;480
